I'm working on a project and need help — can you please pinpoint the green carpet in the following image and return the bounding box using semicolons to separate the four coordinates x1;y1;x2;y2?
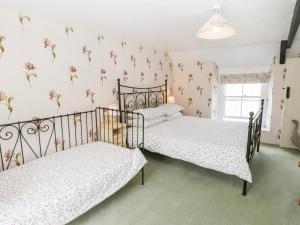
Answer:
69;144;300;225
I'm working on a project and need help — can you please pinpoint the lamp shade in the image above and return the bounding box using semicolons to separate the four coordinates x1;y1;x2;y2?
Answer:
167;96;176;104
197;8;236;40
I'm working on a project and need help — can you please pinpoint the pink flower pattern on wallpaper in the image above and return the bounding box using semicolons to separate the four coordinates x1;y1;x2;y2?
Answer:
69;66;78;84
178;86;184;95
82;46;92;64
110;51;117;66
154;73;158;84
280;99;284;110
197;61;203;71
188;97;193;106
159;60;163;71
97;35;104;46
112;88;117;100
49;90;61;112
86;89;95;105
169;62;173;72
173;60;219;118
273;56;277;65
74;111;81;123
0;91;13;118
196;110;203;118
89;130;97;141
30;116;41;134
123;70;128;82
4;149;21;166
24;62;37;87
178;63;184;71
140;72;145;83
130;55;136;68
188;74;193;83
208;98;212;107
197;86;204;95
0;19;171;122
121;41;127;48
146;58;151;70
19;15;31;30
65;26;74;37
43;38;56;62
208;73;213;82
283;68;287;80
100;69;107;84
0;35;5;58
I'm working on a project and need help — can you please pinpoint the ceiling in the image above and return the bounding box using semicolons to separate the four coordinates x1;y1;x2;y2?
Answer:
1;0;298;51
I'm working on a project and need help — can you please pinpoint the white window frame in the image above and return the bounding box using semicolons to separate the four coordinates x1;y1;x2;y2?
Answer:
219;83;268;124
223;84;262;120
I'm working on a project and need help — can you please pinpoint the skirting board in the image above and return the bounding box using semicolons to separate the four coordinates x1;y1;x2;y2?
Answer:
261;131;279;145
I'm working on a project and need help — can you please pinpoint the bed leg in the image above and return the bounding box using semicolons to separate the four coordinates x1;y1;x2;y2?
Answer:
141;167;144;185
242;180;247;196
257;139;261;152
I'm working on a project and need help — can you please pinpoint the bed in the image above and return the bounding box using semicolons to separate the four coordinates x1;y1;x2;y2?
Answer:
117;79;264;196
0;107;146;225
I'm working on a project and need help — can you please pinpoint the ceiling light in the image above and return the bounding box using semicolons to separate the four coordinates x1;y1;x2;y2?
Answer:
197;5;236;40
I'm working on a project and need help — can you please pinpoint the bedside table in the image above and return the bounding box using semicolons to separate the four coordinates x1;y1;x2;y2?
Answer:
100;122;127;147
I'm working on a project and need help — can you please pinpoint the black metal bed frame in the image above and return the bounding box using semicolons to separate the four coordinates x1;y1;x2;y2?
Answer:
117;78;168;111
0;107;145;184
117;79;264;196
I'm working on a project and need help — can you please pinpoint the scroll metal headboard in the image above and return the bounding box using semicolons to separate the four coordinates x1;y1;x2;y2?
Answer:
117;79;168;111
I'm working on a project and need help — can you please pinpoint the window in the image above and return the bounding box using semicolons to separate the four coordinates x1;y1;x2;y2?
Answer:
223;83;262;121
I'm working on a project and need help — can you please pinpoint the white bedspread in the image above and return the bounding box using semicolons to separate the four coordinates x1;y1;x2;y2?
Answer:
0;142;146;225
129;116;251;182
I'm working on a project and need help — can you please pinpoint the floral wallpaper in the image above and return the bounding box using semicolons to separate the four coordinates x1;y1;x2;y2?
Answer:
172;60;219;119
0;9;172;124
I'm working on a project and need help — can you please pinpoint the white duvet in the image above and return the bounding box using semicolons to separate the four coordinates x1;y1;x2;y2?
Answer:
0;142;146;225
129;116;251;182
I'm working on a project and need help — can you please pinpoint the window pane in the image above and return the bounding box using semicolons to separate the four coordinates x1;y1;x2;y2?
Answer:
225;84;242;96
242;83;261;96
225;98;241;117
241;98;260;117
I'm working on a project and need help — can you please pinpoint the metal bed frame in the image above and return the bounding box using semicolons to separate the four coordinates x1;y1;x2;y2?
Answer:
117;78;264;196
0;107;145;184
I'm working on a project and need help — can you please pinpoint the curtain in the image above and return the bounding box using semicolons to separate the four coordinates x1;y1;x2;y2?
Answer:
220;72;270;84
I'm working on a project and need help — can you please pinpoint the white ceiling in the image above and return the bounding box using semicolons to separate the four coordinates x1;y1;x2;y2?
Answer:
1;0;298;51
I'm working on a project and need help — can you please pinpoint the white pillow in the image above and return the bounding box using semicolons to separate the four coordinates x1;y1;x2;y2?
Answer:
132;107;165;120
127;116;166;128
166;112;182;121
157;104;184;116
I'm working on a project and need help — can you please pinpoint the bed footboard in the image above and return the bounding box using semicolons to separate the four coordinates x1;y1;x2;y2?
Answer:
242;99;264;196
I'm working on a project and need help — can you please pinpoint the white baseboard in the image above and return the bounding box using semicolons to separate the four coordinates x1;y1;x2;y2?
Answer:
261;132;279;145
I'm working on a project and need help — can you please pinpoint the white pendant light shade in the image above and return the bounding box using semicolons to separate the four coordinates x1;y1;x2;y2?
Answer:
197;7;236;40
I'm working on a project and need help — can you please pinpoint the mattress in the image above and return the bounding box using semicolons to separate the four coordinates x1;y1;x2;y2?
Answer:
0;141;147;225
129;116;251;182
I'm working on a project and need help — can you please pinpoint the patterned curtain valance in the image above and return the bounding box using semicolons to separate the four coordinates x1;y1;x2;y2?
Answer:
220;72;270;84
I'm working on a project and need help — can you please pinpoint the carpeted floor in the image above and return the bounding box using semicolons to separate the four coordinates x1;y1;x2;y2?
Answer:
69;144;300;225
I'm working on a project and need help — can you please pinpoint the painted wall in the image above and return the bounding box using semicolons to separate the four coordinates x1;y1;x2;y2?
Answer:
0;9;172;124
261;64;285;145
169;56;219;119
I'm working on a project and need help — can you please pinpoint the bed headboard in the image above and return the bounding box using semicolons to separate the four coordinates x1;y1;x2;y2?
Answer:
117;78;168;111
0;107;144;171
